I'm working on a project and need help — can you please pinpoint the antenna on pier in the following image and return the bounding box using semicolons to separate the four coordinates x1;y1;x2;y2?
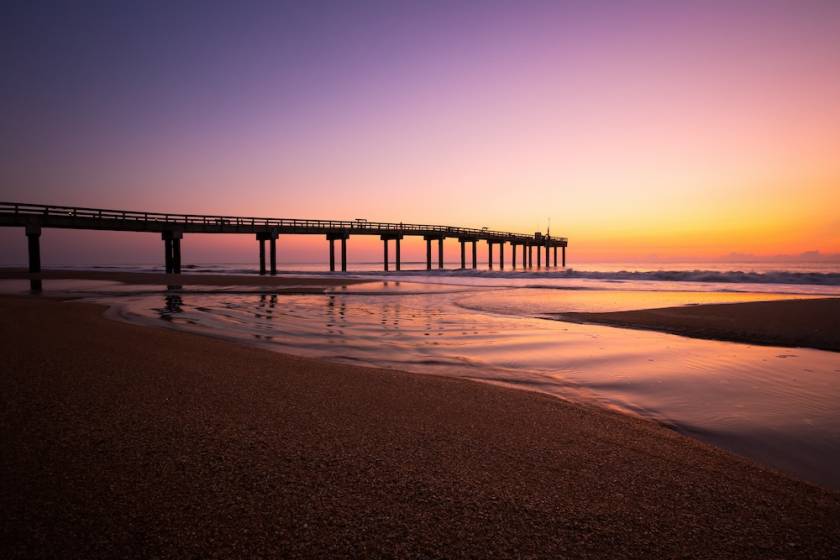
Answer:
547;217;551;237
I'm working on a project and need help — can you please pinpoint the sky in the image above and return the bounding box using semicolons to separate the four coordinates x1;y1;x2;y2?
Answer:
1;0;839;265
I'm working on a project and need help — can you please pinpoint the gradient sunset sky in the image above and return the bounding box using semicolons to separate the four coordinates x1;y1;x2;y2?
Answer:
1;0;838;265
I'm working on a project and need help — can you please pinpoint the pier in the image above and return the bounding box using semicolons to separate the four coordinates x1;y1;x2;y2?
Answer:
1;202;568;274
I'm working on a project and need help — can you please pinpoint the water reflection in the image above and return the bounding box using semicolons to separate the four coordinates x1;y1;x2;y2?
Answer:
255;293;277;319
252;293;278;340
326;295;347;337
156;293;184;321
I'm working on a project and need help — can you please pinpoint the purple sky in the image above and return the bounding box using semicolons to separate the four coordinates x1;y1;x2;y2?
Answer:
2;1;839;264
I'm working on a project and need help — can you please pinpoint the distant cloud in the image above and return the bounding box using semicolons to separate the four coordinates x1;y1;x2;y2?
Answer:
719;251;840;263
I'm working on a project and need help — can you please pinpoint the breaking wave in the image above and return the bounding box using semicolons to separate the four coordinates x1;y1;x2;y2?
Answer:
530;268;840;286
337;268;840;286
76;263;840;286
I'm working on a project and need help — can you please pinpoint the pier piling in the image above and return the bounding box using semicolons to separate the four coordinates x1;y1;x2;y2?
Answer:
380;235;403;271
426;238;432;270
423;235;444;270
268;232;278;275
327;233;349;272
26;225;41;273
163;231;183;274
173;237;182;274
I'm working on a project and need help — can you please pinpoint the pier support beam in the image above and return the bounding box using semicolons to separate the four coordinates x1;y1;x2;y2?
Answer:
511;243;517;269
499;242;505;270
162;230;183;274
269;234;277;275
380;235;403;271
327;233;349;272
458;237;476;269
173;237;182;274
487;241;494;270
537;244;541;268
26;225;41;273
25;224;43;292
553;245;558;267
256;231;278;275
562;245;566;267
423;236;444;270
164;238;173;273
472;240;477;269
545;245;550;268
527;244;533;268
426;238;432;270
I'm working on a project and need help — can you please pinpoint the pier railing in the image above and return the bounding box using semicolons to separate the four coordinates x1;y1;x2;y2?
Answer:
0;202;566;243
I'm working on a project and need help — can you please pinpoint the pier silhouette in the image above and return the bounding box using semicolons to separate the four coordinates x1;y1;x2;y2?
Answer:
1;202;567;274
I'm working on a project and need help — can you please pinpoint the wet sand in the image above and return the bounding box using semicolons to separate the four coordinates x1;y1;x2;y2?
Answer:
0;268;369;288
557;298;840;352
2;295;839;558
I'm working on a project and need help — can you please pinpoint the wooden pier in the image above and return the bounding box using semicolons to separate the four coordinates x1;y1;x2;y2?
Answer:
0;202;568;274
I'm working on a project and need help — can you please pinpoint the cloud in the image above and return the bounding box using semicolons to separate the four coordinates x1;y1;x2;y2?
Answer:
718;250;840;263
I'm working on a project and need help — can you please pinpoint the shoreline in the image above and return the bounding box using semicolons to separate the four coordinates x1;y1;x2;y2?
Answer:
0;268;371;288
2;294;839;557
8;269;838;352
556;298;840;352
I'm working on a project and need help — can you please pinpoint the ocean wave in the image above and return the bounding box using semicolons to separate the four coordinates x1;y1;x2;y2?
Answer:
542;268;840;286
337;268;840;286
53;264;840;286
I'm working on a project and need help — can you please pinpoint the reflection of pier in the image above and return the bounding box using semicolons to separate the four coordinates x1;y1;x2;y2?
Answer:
157;293;183;321
1;202;568;275
326;295;347;337
256;293;277;320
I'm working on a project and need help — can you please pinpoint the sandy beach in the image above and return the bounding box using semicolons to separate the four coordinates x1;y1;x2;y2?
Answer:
557;298;840;352
2;293;839;558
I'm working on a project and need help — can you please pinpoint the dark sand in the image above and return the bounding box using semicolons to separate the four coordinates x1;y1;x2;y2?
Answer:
0;268;369;288
557;297;840;352
2;295;839;558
